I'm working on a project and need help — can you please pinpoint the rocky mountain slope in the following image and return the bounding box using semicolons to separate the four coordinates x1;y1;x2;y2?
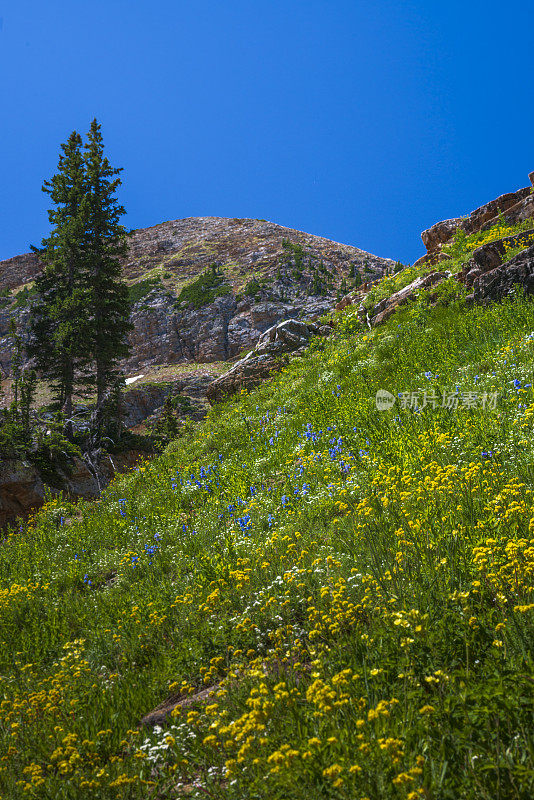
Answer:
1;176;533;527
4;196;534;798
0;216;394;377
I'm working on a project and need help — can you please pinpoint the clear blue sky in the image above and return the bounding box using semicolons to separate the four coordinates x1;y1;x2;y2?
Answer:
1;0;533;264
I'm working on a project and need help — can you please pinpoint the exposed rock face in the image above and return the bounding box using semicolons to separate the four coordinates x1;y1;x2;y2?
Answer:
473;244;534;304
120;374;213;428
141;684;221;728
365;228;534;330
0;216;394;376
459;229;534;288
0;253;41;291
363;271;451;327
173;294;238;363
418;178;534;266
0;450;144;528
122;216;391;281
207;353;281;405
121;383;175;428
0;304;31;376
0;460;46;528
124;290;340;373
121;215;389;369
206;319;331;404
421;218;466;253
254;318;331;355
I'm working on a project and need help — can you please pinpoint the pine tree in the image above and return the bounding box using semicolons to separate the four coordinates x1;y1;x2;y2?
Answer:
83;119;132;411
19;368;37;446
9;318;22;414
27;131;93;435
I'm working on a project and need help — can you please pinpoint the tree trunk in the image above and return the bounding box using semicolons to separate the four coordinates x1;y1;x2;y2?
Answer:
63;360;74;440
96;361;106;410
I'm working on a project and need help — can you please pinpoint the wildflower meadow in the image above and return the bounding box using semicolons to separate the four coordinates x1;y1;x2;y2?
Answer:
1;279;534;798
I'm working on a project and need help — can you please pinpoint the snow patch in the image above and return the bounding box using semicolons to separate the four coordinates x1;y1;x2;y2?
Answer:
125;374;144;385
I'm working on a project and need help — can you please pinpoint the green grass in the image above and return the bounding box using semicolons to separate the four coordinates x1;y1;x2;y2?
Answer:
177;269;232;309
1;290;534;798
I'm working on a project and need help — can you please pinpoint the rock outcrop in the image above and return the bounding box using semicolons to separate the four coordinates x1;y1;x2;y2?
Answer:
416;174;534;268
459;229;534;289
472;244;534;304
362;271;451;327
0;449;144;528
0;253;41;291
120;374;213;427
0;459;46;528
141;684;221;728
206;319;331;404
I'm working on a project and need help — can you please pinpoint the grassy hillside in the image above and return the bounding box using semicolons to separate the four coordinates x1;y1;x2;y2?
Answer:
1;288;534;799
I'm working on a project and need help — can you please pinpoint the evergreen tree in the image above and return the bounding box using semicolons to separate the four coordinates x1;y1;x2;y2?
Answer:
9;318;22;414
83;119;132;411
27;131;92;435
19;368;37;446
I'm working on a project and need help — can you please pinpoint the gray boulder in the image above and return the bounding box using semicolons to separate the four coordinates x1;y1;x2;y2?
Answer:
206;319;331;404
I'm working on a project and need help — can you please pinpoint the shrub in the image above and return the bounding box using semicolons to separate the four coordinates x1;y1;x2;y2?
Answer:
177;270;232;309
282;239;305;271
128;276;162;305
243;277;261;297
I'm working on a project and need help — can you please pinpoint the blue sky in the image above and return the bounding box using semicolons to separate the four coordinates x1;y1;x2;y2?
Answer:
1;0;533;264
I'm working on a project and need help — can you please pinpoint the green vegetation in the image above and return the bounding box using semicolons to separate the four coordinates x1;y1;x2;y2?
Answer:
0;323;82;480
364;218;534;311
362;265;425;310
441;218;534;263
172;394;195;413
282;239;306;271
177;267;232;309
310;273;327;295
243;277;262;297
0;320;37;457
27;121;131;431
127;276;163;305
10;285;37;308
2;280;534;798
83;119;132;412
150;396;181;445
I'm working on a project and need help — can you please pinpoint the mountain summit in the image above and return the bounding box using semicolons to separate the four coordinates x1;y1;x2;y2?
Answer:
0;216;394;375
